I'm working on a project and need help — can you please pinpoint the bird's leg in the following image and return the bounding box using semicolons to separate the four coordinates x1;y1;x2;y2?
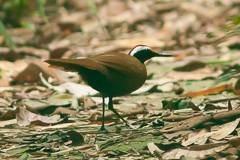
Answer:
108;97;132;128
100;96;106;131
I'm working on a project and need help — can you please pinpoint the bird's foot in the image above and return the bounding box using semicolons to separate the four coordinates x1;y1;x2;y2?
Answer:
99;125;109;132
125;123;137;130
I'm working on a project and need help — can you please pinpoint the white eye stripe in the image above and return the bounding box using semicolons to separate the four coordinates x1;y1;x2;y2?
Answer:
130;46;150;56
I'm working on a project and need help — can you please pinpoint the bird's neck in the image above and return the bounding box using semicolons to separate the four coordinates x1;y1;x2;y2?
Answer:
133;52;153;63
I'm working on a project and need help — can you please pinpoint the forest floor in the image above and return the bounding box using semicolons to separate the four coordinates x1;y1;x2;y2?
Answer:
0;0;240;159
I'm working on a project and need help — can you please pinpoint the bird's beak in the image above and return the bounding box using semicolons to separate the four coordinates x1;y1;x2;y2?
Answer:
150;48;175;57
157;52;175;57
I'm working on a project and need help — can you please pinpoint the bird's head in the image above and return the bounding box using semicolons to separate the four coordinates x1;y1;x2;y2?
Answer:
129;45;173;63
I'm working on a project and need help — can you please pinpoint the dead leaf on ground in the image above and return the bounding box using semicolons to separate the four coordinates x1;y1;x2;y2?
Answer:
23;99;50;114
233;78;240;95
177;84;233;98
0;119;17;127
81;96;97;110
159;114;212;133
23;92;79;115
147;142;163;158
163;130;192;140
228;100;233;111
67;131;84;146
51;107;78;116
182;118;240;146
19;86;52;99
99;0;129;19
180;2;229;19
173;60;206;72
49;47;69;59
188;102;201;111
11;60;60;84
0;77;10;87
0;110;17;121
167;66;222;81
46;92;78;109
16;106;71;126
173;82;184;95
162;143;230;159
40;73;98;97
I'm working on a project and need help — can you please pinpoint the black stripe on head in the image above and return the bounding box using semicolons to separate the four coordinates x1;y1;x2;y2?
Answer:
129;45;159;63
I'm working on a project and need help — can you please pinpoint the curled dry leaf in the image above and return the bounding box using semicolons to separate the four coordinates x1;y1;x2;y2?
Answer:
41;73;98;97
19;86;52;99
147;142;163;158
177;84;233;98
16;106;70;126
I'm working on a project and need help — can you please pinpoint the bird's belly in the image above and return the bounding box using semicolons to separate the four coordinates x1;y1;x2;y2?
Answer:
106;74;146;97
80;68;146;97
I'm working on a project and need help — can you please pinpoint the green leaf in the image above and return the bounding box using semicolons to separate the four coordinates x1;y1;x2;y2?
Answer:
6;146;29;154
0;20;16;48
86;0;98;15
37;0;48;24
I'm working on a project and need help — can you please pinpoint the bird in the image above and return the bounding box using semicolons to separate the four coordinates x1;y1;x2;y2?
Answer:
45;45;173;130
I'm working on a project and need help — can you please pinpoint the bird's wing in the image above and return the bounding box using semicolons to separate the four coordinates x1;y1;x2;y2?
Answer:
93;53;140;76
44;58;105;72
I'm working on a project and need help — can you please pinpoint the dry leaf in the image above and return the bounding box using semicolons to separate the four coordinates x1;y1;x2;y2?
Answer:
41;74;98;97
233;78;240;95
16;106;69;126
188;102;201;111
11;60;60;84
182;118;240;146
0;110;16;121
163;143;229;159
67;131;84;146
173;60;206;72
147;142;163;158
178;84;233;98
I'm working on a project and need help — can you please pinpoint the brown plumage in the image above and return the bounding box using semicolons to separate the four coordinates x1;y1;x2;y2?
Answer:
45;45;173;130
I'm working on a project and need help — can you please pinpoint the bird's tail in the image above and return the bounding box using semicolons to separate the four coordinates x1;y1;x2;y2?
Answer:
44;58;103;72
